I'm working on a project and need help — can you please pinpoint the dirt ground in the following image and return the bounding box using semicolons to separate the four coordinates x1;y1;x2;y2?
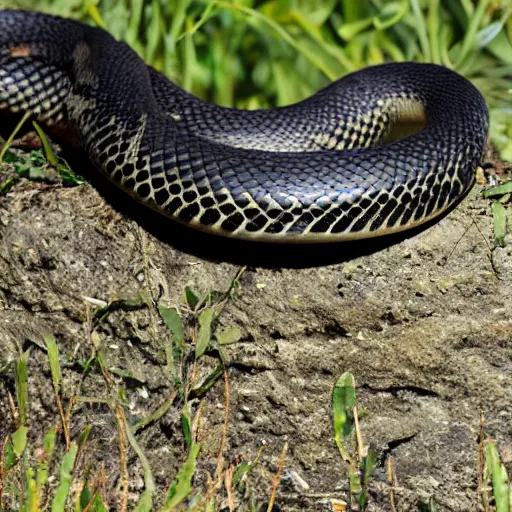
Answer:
0;154;511;511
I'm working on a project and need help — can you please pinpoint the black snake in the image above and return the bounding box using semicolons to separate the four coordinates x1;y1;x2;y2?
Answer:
0;9;489;242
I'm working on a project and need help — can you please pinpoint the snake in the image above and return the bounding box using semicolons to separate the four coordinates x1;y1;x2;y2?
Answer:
0;9;489;243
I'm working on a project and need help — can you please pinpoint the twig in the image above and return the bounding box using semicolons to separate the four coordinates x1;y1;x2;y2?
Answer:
225;465;235;511
56;394;70;451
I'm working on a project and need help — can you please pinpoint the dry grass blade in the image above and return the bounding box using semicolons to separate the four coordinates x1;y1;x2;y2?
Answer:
115;406;129;512
387;455;398;512
44;334;71;451
267;442;288;512
215;369;230;484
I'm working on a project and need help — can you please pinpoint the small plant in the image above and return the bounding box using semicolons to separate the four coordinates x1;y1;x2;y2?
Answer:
482;182;511;247
478;416;511;512
0;269;282;511
332;372;377;512
332;374;512;512
0;115;82;194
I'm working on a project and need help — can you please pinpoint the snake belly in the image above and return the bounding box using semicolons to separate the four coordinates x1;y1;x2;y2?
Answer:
0;10;489;242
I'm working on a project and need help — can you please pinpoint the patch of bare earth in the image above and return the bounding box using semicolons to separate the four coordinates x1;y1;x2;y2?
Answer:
0;163;511;511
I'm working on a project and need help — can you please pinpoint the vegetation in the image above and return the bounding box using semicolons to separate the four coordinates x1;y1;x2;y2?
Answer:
0;272;279;511
2;0;512;161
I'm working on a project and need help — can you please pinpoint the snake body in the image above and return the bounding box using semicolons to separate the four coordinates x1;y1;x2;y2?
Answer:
0;10;489;242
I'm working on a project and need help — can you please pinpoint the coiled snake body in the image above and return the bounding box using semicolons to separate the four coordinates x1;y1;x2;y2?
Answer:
0;10;489;242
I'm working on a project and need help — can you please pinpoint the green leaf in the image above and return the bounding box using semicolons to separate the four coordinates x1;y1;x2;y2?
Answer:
33;121;59;167
11;426;28;457
3;441;16;471
332;372;357;462
491;200;508;247
215;325;243;345
162;443;201;510
188;363;224;400
359;448;378;509
196;308;214;359
78;424;93;448
25;467;38;512
337;17;373;41
185;286;199;310
232;447;263;487
37;426;57;491
487;30;512;64
93;296;147;325
181;405;193;448
418;496;438;512
28;166;48;180
158;304;184;349
0;178;17;195
482;181;512;198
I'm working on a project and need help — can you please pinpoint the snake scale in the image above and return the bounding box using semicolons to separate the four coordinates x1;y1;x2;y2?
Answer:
0;9;489;242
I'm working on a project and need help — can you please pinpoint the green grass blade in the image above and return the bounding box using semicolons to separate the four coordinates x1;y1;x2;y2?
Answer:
161;443;201;511
32;121;58;167
410;0;431;61
485;441;510;512
0;111;31;162
454;0;489;68
51;442;78;512
125;418;155;512
427;0;442;64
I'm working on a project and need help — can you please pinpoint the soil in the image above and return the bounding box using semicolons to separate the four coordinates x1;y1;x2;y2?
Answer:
0;152;511;512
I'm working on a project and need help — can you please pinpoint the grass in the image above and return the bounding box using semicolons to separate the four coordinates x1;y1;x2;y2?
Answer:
1;270;279;511
3;331;511;511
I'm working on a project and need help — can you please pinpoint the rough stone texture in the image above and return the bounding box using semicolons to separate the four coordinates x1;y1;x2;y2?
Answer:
0;160;511;511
